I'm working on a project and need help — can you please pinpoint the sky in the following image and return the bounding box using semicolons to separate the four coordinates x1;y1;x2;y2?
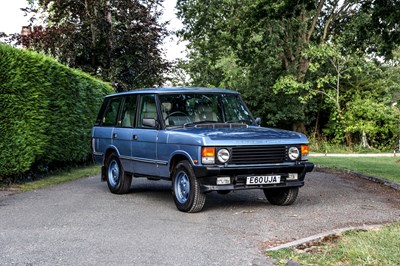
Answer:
0;0;187;61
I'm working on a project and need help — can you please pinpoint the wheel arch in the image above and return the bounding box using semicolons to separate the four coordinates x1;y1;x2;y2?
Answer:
169;152;193;178
102;146;120;165
101;147;120;181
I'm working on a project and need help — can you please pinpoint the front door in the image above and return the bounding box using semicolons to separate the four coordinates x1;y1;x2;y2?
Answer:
131;94;159;176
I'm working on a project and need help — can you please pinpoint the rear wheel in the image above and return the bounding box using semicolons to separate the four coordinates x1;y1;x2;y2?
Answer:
172;161;206;213
105;153;132;194
264;187;299;206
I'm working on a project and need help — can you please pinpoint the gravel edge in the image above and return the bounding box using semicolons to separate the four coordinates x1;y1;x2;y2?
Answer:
266;224;384;252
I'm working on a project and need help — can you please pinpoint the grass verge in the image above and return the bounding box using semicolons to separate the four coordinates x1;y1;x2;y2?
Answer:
2;165;101;192
267;222;400;266
310;156;400;183
309;139;386;154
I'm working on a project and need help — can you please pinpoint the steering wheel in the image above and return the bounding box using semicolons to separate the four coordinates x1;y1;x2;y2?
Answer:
165;111;191;125
165;111;190;120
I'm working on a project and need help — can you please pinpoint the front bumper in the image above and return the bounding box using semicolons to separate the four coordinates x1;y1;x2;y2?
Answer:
193;161;314;192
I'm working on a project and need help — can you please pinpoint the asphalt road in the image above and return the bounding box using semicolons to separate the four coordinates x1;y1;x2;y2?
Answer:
1;171;399;265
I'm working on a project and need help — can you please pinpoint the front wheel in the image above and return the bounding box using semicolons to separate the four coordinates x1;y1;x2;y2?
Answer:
172;161;206;213
105;153;132;194
264;187;299;206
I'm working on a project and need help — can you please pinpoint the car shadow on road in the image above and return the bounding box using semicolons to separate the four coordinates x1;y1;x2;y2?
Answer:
117;179;273;212
127;179;172;200
204;190;283;211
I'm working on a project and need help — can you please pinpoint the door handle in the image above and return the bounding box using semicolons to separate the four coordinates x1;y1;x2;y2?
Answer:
132;135;138;140
112;133;117;138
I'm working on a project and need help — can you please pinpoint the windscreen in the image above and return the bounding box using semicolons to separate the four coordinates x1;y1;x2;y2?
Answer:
158;93;254;127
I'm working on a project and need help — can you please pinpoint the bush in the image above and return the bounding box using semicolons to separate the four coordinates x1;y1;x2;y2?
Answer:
0;44;113;181
343;97;399;150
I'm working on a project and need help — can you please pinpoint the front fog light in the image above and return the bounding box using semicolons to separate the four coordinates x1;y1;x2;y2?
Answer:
287;173;298;180
217;148;230;163
217;177;231;185
288;147;300;160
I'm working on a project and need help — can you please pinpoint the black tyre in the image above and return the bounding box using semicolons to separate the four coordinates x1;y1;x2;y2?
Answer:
264;187;299;206
172;161;206;213
105;153;132;194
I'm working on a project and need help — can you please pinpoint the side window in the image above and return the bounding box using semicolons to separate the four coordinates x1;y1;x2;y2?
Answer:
120;95;137;128
95;99;109;126
138;94;158;128
102;97;122;126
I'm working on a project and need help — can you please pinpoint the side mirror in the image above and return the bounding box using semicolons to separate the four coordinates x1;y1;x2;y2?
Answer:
255;117;261;126
142;118;159;129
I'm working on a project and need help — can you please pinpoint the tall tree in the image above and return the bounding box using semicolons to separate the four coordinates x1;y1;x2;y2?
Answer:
176;0;400;135
5;0;170;91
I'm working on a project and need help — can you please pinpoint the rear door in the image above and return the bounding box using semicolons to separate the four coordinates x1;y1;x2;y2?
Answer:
112;94;138;174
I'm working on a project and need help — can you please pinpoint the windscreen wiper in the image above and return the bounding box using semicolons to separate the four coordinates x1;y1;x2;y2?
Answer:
184;120;218;127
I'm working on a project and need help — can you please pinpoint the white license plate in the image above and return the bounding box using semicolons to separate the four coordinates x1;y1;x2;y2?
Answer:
246;175;281;185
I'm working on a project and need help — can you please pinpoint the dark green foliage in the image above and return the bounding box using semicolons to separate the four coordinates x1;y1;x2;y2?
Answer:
0;44;113;181
340;0;400;60
7;0;170;92
177;0;400;149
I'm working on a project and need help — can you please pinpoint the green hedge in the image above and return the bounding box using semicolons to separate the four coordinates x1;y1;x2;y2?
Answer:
0;44;113;180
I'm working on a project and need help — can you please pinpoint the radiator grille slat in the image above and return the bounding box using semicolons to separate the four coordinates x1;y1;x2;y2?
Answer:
230;145;287;164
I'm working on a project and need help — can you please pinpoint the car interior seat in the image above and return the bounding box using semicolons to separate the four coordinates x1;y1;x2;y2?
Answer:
162;102;172;125
195;104;217;122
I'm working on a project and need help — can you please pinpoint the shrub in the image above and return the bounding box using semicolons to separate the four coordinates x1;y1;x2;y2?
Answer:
343;97;399;150
0;44;113;181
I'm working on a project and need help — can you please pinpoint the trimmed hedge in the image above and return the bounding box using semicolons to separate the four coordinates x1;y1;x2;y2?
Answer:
0;44;113;180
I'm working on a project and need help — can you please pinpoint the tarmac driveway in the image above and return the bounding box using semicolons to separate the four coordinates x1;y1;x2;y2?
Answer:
0;171;399;265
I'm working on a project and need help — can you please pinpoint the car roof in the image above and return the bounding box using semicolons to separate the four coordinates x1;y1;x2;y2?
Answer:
105;87;240;98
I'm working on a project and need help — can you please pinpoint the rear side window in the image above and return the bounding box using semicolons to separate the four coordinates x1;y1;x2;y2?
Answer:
120;95;138;128
102;97;122;126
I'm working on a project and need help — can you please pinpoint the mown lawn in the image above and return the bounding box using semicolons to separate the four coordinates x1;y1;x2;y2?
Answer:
267;222;400;266
310;156;400;183
276;156;400;265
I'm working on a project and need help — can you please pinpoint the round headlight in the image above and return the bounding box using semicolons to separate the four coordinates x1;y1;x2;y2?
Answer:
288;147;300;160
217;148;230;163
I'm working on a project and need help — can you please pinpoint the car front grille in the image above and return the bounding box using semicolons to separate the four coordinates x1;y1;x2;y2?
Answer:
230;145;287;164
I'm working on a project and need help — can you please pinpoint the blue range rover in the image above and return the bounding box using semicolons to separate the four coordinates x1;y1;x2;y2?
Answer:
91;87;314;212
